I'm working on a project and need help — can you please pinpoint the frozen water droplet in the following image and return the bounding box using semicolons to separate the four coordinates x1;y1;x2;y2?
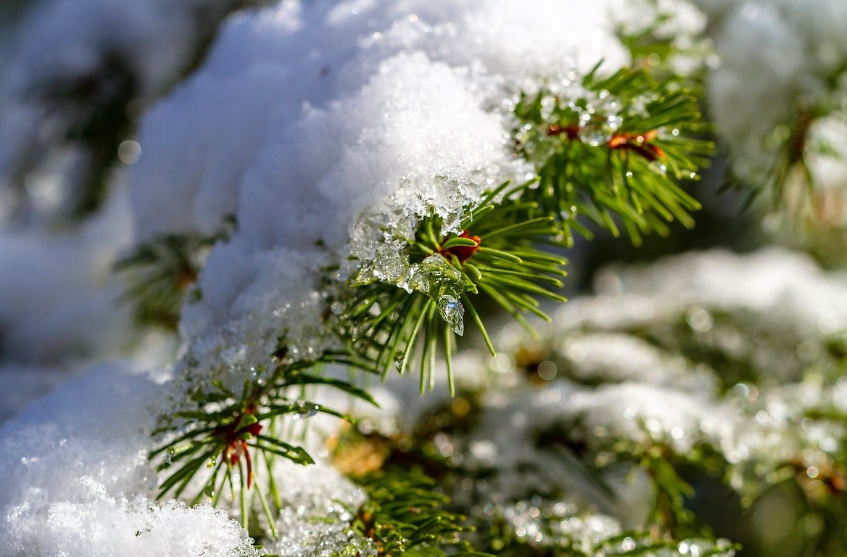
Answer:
292;403;320;420
438;295;464;336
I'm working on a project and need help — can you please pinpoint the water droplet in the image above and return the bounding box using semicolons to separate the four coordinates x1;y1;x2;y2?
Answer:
438;295;464;336
292;403;320;420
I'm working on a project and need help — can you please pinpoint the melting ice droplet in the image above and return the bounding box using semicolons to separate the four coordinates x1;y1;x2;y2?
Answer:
408;254;467;335
438;295;464;336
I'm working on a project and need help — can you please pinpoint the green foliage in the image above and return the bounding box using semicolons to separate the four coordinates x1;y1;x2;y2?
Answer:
116;230;229;330
346;472;490;557
345;180;567;394
150;353;379;532
145;64;717;555
614;1;712;85
515;65;713;246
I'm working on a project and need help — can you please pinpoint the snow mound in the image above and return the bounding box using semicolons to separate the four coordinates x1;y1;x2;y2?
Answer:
128;0;629;388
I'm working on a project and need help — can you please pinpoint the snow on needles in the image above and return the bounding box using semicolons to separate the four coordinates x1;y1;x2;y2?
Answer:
692;0;847;185
128;0;629;387
0;359;365;557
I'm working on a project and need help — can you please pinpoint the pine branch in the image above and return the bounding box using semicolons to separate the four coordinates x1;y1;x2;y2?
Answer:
346;472;490;557
148;64;718;552
116;229;231;329
344;181;567;393
514;65;714;246
150;351;379;532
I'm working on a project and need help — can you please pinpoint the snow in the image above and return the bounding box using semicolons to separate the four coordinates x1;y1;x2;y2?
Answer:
0;192;133;364
0;181;188;424
600;248;847;335
349;248;847;537
0;186;155;422
693;0;847;186
1;0;845;553
0;358;370;557
2;246;840;555
125;0;630;390
555;332;718;392
1;361;164;555
38;497;259;557
0;0;259;209
551;249;847;386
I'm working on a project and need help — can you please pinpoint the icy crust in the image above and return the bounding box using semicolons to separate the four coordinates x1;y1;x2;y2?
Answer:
126;0;630;388
692;0;847;185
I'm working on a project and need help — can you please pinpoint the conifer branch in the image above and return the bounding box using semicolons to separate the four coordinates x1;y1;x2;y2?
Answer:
116;229;231;329
515;65;714;246
344;472;490;557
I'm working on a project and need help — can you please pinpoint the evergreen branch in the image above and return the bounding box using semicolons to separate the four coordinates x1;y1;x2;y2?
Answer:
115;229;231;330
514;66;713;246
150;351;379;533
347;472;491;557
345;184;567;389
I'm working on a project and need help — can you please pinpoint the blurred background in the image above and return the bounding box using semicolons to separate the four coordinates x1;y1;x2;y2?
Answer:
1;1;846;556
